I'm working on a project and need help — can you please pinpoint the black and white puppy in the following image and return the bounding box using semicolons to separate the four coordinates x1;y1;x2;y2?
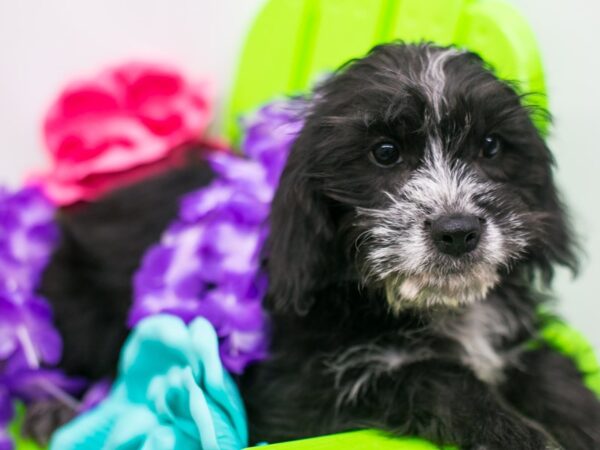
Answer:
242;43;600;449
38;43;600;449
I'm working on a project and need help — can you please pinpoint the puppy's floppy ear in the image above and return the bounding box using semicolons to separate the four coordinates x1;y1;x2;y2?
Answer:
523;126;580;284
266;129;337;315
530;167;580;284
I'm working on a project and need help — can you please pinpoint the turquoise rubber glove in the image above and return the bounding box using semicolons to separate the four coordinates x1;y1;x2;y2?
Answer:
50;315;248;450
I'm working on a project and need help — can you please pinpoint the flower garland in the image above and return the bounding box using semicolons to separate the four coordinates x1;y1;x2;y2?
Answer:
0;187;86;450
130;100;305;374
0;92;305;448
1;61;283;448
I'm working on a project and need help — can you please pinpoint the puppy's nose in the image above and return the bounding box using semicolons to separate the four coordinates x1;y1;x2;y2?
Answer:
430;214;482;256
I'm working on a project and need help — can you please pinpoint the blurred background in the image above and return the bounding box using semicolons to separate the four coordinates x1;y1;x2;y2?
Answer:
0;0;597;349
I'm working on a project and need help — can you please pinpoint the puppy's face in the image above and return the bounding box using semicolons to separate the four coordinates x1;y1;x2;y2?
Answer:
269;44;575;314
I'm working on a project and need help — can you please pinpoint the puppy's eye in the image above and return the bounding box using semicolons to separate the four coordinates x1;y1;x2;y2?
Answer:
481;135;502;159
370;143;403;167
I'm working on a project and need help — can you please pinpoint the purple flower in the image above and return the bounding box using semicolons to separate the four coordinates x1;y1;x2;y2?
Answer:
0;186;58;294
242;100;306;183
0;385;12;428
4;366;86;406
78;379;111;413
131;100;305;373
0;186;61;368
0;292;62;365
0;428;12;450
0;185;92;445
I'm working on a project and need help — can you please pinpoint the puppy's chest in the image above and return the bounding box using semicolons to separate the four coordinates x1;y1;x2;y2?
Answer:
432;301;522;383
330;301;523;399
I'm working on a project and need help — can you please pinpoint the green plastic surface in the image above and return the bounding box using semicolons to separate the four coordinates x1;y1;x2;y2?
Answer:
542;320;600;394
248;430;453;450
10;405;43;450
226;0;548;141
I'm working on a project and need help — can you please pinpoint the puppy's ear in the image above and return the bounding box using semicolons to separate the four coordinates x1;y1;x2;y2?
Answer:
524;130;580;284
266;131;337;315
530;168;580;284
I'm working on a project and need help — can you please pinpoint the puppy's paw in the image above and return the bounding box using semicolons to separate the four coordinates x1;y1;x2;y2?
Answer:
464;431;562;450
21;399;77;446
465;440;563;450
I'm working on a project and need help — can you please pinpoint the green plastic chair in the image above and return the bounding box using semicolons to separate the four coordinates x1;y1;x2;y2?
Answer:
9;0;599;448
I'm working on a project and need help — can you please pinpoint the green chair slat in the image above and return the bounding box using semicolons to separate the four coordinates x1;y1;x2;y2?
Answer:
226;0;549;141
542;321;600;394
301;0;390;89
247;430;452;450
10;404;44;450
453;0;548;131
226;0;311;141
388;0;470;45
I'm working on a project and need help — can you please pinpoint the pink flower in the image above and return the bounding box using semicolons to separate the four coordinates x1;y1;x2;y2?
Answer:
32;62;214;205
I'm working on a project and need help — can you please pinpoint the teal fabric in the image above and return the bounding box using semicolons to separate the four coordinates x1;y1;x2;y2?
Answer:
50;315;248;450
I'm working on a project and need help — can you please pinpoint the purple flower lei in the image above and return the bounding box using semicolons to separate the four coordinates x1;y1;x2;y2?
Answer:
0;98;305;446
0;187;104;449
130;99;305;374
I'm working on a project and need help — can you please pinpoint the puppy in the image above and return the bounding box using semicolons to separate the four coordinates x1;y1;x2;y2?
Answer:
40;43;600;449
243;43;600;449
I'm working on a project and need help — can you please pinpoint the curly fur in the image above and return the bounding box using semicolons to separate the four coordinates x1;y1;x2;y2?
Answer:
38;43;600;449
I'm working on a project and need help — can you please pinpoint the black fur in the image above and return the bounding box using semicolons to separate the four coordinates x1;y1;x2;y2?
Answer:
39;44;600;449
39;147;215;379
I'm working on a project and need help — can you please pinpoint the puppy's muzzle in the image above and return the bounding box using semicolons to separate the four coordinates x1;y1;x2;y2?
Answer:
429;214;483;256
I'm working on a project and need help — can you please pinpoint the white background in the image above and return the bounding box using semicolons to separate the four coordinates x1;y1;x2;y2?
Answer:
0;0;598;349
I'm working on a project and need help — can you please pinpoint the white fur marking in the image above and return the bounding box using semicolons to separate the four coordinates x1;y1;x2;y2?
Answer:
420;48;461;120
435;300;522;383
328;345;431;407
